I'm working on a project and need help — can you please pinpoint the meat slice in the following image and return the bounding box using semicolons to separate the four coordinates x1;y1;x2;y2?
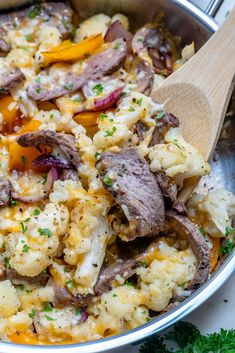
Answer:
27;39;127;101
155;172;186;214
134;59;155;95
0;28;9;53
104;20;133;52
132;26;173;76
5;268;50;286
94;259;140;295
150;112;180;146
97;148;165;241
166;211;210;289
17;130;81;168
0;68;25;97
0;178;11;207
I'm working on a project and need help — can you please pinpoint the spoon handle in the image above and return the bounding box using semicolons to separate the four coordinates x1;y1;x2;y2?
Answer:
170;8;235;114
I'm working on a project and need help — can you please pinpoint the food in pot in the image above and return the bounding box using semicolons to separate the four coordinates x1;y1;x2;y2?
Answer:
0;2;234;345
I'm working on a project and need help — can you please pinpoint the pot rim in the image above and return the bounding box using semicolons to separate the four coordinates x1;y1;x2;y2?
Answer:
1;1;233;353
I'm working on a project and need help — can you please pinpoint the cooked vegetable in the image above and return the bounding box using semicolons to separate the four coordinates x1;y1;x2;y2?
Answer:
42;34;103;64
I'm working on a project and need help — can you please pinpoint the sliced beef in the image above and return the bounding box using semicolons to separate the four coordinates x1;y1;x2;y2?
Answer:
135;120;149;142
166;211;210;289
0;3;73;53
155;172;186;214
28;39;127;101
0;68;25;97
49;278;94;308
17;130;81;168
1;268;49;286
0;178;11;207
132;26;173;76
60;169;79;182
134;59;155;95
97;148;165;241
150;112;180;146
105;20;133;52
94;259;140;295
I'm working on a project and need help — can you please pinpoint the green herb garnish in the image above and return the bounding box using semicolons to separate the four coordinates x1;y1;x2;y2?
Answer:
38;228;53;238
28;309;36;318
43;302;53;312
92;84;104;95
103;174;113;187
28;5;40;19
104;126;117;137
155;111;166;120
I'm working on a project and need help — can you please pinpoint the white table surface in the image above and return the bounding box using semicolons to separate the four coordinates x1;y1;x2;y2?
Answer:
128;1;235;351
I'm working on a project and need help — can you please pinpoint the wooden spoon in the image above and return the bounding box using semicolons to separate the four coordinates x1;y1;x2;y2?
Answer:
151;8;235;201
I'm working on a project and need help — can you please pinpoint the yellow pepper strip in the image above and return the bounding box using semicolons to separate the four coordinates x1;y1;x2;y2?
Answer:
209;236;220;272
42;33;103;64
73;111;100;136
9;332;73;345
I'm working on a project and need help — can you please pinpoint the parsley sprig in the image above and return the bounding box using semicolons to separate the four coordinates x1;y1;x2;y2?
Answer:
139;321;235;353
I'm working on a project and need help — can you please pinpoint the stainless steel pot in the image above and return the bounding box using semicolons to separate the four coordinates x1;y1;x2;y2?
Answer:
0;1;234;352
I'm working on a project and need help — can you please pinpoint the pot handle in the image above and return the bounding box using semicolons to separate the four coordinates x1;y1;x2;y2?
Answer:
205;0;224;17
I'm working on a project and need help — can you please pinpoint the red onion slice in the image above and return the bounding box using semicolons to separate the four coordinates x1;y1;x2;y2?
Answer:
78;309;89;323
93;87;124;111
32;154;72;169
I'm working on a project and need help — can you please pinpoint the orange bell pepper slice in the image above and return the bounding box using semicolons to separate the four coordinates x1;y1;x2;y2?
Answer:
0;96;22;134
209;236;221;271
42;33;103;64
73;111;100;136
9;332;42;345
16;119;41;135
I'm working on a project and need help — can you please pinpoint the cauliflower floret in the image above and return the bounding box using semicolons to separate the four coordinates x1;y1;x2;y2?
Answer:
19;287;55;311
11;203;69;277
0;281;20;317
50;180;85;203
137;242;196;311
0;145;9;177
75;14;111;42
111;14;129;29
187;188;235;237
5;48;34;68
148;127;210;187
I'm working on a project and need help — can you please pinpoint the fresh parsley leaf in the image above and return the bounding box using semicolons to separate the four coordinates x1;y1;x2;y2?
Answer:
42;173;48;185
28;309;36;318
92;83;104;95
99;113;108;120
95;152;101;159
64;83;73;90
45;315;55;321
4;257;11;269
129;106;135;112
33;208;41;216
65;279;76;288
22;244;30;253
165;321;201;349
20;218;30;234
9;198;19;208
136;98;143;106
28;5;40;19
43;302;53;312
104;126;117;137
225;226;233;237
38;228;53;238
103;174;113;187
155;111;166;120
21;155;28;166
112;293;118;297
139;336;169;353
124;280;135;287
114;41;121;49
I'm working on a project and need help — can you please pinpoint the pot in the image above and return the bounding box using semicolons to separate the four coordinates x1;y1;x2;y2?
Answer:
0;1;234;352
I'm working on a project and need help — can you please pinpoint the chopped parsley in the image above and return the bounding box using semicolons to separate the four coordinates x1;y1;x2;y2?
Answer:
20;218;30;234
71;25;77;40
114;41;121;49
4;257;11;269
73;96;82;103
129;106;135;112
42;173;48;185
62;16;69;30
120;92;127;97
28;309;36;318
43;302;53;312
75;308;82;316
124;280;135;287
25;34;33;42
36;87;41;94
35;77;41;83
9;198;19;208
220;227;234;256
64;83;73;90
65;279;76;288
21;155;28;166
112;293;118;297
92;83;104;95
27;5;41;19
33;208;41;216
45;315;55;321
104;126;117;137
99;113;108;120
95;152;101;159
155;111;166;120
199;227;206;236
173;139;182;149
38;228;53;238
22;244;30;253
136;98;143;106
103;174;113;187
